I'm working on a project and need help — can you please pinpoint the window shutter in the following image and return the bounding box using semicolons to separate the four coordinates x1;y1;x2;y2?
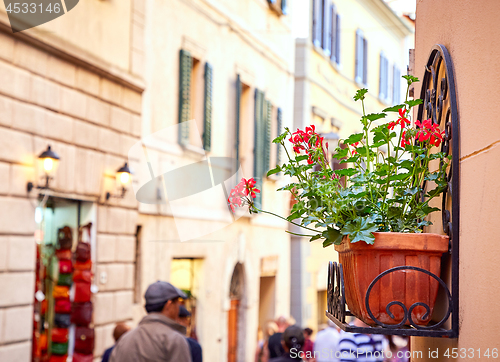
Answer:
322;0;329;51
330;4;336;61
281;0;288;15
276;108;283;174
178;49;192;146
253;89;264;208
264;100;272;175
313;0;322;47
362;37;368;84
335;13;341;64
203;62;213;151
235;75;242;174
355;31;360;82
379;53;383;99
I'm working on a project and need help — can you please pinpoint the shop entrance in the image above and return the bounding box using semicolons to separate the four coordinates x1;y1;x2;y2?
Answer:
33;196;96;361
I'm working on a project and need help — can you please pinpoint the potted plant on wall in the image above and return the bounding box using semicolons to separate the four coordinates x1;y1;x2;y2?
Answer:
228;75;451;326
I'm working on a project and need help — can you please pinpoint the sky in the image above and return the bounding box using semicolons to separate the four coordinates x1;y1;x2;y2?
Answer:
291;0;416;38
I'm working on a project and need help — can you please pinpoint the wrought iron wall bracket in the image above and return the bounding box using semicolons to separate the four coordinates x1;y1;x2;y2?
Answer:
326;44;460;338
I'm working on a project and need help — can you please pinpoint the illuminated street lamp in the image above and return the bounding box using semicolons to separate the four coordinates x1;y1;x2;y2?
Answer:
27;145;61;192
106;162;133;201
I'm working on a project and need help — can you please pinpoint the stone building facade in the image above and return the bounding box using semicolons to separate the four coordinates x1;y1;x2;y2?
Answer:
0;1;145;360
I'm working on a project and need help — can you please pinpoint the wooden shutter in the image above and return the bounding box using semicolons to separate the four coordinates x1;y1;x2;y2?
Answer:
264;100;272;174
379;53;384;99
254;89;265;208
362;37;368;84
235;75;242;174
322;0;329;51
313;0;322;47
178;49;192;146
355;30;360;82
276;108;283;173
335;13;341;64
330;4;336;61
203;62;213;151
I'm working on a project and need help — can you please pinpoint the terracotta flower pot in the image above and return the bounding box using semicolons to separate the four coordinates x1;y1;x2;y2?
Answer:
334;232;449;326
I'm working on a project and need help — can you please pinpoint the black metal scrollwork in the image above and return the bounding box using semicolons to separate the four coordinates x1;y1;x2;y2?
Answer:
326;45;459;338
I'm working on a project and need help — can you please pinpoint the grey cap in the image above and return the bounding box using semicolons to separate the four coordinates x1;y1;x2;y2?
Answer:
144;281;187;305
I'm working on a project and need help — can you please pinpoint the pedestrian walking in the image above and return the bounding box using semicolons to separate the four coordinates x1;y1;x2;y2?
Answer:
268;316;294;358
177;305;203;362
337;319;388;362
269;325;305;361
110;281;192;362
255;321;278;362
313;320;340;362
101;323;131;362
302;328;315;362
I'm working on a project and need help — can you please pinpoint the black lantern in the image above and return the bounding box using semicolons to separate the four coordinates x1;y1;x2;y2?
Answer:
27;145;61;192
106;162;133;200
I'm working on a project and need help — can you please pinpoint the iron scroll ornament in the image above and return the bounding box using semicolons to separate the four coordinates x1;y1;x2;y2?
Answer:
326;45;459;337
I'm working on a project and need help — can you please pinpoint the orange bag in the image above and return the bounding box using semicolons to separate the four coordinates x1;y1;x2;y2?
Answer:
74;260;92;271
53;286;70;299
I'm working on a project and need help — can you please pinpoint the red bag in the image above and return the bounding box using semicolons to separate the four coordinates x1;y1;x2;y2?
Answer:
59;260;72;274
72;353;93;362
74;327;94;355
51;328;69;343
75;242;91;262
49;355;67;362
58;226;73;250
71;302;93;326
56;249;72;260
74;282;91;303
74;260;92;271
73;269;92;283
54;299;71;313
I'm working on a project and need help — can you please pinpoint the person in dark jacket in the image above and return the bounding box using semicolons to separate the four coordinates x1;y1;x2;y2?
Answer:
177;305;203;362
269;325;305;361
268;316;289;358
110;281;192;362
101;323;131;362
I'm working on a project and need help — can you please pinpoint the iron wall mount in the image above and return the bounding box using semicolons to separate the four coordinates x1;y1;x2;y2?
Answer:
326;44;460;338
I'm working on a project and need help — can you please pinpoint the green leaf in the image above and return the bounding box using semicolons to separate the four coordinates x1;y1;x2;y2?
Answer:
266;165;281;177
309;234;323;242
322;227;343;248
296;155;308;162
333;147;349;159
405;99;423;107
353;88;368;101
272;132;287;144
382;104;405;112
342;217;378;244
335;168;358;177
344;133;363;145
389;172;411;181
402;75;419;84
366;113;386;121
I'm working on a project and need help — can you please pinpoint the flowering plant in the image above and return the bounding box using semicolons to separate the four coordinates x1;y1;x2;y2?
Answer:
229;76;450;246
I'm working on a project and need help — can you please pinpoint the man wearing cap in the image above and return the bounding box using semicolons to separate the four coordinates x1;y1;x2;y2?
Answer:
110;281;192;362
177;305;203;362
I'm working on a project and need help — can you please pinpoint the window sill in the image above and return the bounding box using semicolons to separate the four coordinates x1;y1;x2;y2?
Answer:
181;143;208;159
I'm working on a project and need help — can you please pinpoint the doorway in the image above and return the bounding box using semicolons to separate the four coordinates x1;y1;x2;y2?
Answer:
228;263;245;362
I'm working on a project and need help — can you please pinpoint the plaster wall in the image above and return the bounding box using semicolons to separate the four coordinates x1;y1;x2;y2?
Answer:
412;0;500;359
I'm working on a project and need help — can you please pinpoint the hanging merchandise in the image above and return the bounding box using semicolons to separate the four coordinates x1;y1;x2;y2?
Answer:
54;299;71;314
58;274;73;287
71;302;93;326
51;328;69;344
72;352;94;362
57;227;73;250
54;313;72;329
74;327;95;355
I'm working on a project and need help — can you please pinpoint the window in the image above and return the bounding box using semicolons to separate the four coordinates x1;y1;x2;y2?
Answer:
178;49;213;149
379;52;389;102
330;5;341;64
313;0;340;64
392;65;401;104
355;30;367;85
235;76;252;178
253;90;272;208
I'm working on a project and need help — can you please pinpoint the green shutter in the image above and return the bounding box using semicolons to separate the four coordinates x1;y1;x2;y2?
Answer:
276;108;283;172
263;100;272;175
203;62;213;151
178;49;192;146
253;89;265;209
235;75;242;175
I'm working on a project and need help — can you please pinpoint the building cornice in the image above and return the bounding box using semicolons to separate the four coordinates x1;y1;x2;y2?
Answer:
0;15;145;92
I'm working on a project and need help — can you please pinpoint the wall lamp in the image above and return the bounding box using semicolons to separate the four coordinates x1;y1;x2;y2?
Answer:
27;145;61;193
106;162;133;201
